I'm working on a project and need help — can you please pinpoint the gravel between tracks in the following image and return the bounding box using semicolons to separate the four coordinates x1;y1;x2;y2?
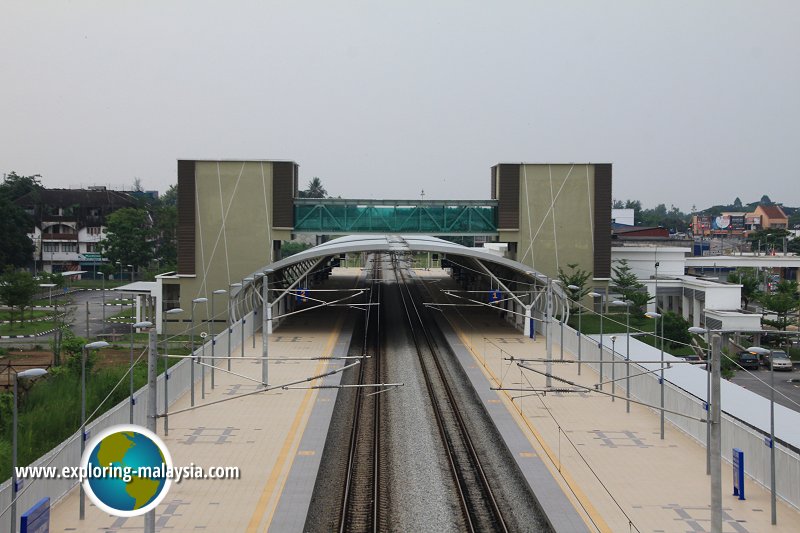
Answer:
382;280;463;532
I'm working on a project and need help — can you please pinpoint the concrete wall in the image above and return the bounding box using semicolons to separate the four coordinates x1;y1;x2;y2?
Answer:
168;160;293;330
703;285;743;310
612;246;690;279
515;164;598;281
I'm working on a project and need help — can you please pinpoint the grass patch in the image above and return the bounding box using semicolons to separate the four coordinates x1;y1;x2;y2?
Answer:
569;312;698;356
0;310;51;321
0;321;59;336
68;280;128;289
568;312;654;335
0;345;193;482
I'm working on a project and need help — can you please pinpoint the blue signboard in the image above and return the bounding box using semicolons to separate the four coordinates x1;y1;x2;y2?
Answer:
764;436;773;448
489;289;502;303
732;448;745;500
296;288;309;303
21;497;50;533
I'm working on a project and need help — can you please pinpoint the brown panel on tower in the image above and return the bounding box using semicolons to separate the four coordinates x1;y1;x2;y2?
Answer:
495;164;520;229
491;166;497;200
272;162;296;228
177;160;196;275
593;164;612;278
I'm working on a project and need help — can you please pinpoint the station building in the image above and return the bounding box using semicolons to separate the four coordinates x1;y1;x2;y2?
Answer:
152;160;613;333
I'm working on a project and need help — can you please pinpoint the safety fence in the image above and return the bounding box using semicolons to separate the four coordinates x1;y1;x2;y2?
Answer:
556;321;800;511
0;310;257;523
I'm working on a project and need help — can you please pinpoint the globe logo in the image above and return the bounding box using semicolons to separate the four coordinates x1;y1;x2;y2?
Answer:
80;424;173;517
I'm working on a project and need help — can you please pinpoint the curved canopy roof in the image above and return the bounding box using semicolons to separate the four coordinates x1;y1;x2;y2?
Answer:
263;234;548;281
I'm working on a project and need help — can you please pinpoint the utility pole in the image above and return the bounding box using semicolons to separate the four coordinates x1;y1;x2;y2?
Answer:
545;279;553;388
710;334;722;532
144;321;157;533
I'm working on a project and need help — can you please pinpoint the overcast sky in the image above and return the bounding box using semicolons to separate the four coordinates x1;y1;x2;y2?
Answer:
1;1;798;211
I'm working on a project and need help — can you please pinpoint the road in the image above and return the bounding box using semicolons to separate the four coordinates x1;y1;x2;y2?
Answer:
730;364;800;412
0;289;129;346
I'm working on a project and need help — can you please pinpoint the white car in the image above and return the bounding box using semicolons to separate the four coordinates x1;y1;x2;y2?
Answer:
770;351;794;371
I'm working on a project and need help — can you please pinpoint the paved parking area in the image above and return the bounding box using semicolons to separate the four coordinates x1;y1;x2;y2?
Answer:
731;367;800;412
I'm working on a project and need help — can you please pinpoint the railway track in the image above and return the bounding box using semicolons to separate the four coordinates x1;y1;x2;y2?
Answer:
339;255;385;533
394;262;509;533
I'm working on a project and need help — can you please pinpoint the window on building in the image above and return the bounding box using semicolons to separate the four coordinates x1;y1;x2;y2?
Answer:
61;242;77;253
85;243;98;252
87;227;101;235
88;207;101;217
43;242;59;252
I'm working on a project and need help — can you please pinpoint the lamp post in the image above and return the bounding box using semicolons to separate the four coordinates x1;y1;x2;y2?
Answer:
589;291;605;388
242;277;254;358
646;311;665;439
39;283;56;307
253;273;264;349
263;269;273;386
612;300;631;411
80;341;109;520
190;298;208;407
127;264;134;282
210;290;227;389
162;308;183;436
143;321;158;533
567;284;582;375
748;345;777;525
11;368;48;533
130;321;153;423
545;279;553;388
609;335;617;401
689;326;712;475
229;283;242;371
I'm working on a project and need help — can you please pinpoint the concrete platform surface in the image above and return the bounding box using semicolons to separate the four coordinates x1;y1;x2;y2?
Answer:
415;269;800;533
47;272;361;532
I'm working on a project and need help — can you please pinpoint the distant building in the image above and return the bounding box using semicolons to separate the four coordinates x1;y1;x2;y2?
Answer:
611;208;634;226
750;204;788;230
15;187;138;276
691;205;788;237
611;246;761;331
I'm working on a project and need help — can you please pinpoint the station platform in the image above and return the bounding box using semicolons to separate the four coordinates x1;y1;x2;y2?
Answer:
414;269;800;533
44;268;800;532
47;272;359;532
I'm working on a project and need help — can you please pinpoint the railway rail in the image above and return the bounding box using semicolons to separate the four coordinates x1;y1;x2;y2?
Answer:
394;261;509;533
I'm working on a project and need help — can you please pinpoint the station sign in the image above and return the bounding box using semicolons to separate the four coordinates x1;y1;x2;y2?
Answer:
732;448;745;500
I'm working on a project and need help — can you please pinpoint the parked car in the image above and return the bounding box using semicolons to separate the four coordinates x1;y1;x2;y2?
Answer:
738;351;760;370
770;351;793;371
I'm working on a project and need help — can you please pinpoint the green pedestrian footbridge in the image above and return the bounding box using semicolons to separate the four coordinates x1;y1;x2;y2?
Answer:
293;198;499;236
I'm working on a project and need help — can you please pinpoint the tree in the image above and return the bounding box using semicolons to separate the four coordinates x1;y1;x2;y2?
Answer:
611;260;640;296
727;268;760;309
152;203;177;270
760;195;773;205
0;171;42;202
733;197;743;209
610;259;652;316
100;208;155;273
0;198;34;268
281;241;312;257
557;263;591;313
662;311;692;349
612;199;625;209
0;268;39;328
758;281;800;338
298;177;327;199
746;228;791;253
161;184;178;207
